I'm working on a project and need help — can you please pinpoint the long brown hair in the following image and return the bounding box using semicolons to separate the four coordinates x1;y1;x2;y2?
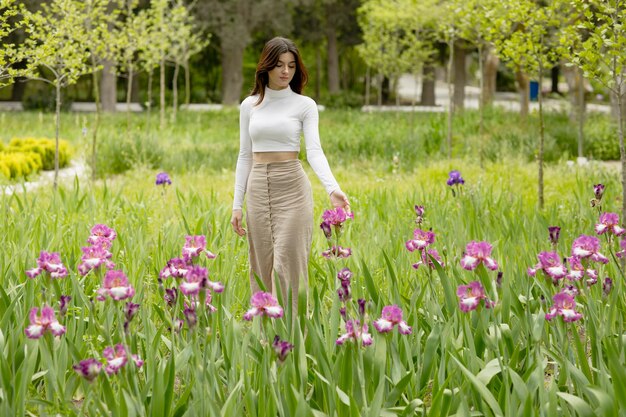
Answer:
251;37;308;105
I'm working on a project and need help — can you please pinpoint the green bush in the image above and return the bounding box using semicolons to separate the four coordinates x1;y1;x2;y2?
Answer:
585;115;619;160
0;151;43;179
96;132;164;177
7;137;72;170
322;91;364;109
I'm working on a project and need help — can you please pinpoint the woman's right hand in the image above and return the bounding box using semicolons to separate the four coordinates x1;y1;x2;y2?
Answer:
231;209;246;236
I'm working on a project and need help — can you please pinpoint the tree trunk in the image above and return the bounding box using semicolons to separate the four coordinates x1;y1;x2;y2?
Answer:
147;70;153;135
551;65;560;94
482;45;498;106
184;58;191;106
421;64;436;106
365;66;370;108
326;15;340;94
562;65;586;158
611;79;626;122
315;45;322;101
172;62;179;123
377;73;383;107
10;77;26;101
220;41;245;105
160;59;166;129
54;82;61;190
452;42;466;111
100;59;117;112
516;70;530;119
447;38;455;159
126;65;134;138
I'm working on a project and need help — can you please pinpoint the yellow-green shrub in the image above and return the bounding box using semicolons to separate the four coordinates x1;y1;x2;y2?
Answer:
0;151;43;179
7;137;72;170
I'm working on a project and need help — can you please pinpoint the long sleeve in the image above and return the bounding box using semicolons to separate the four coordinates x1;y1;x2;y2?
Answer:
301;99;340;195
233;98;253;210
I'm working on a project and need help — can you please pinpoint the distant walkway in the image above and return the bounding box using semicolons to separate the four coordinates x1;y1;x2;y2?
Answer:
2;159;87;195
393;74;611;114
0;74;613;114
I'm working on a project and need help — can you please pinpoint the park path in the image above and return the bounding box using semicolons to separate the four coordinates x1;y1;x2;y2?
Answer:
390;74;611;114
2;159;87;195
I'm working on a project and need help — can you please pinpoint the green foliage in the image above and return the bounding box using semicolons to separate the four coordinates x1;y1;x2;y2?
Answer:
323;91;364;109
6;137;72;170
0;0;27;87
559;0;626;95
18;0;93;89
584;114;620;160
357;0;439;77
0;151;42;179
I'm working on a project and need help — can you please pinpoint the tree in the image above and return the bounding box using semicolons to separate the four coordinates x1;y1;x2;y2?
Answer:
561;0;626;219
0;0;27;88
113;0;146;132
357;0;438;106
83;0;117;180
18;0;92;188
489;0;572;209
166;0;208;122
196;0;294;105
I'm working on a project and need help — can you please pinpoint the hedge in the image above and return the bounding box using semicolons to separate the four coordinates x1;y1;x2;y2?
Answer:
0;137;72;180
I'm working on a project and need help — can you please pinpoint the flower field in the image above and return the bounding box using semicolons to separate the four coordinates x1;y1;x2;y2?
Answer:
1;110;626;416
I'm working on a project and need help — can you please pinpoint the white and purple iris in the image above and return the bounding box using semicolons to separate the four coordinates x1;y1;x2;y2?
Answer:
243;291;284;320
545;291;582;322
460;241;499;271
336;319;373;347
373;305;412;335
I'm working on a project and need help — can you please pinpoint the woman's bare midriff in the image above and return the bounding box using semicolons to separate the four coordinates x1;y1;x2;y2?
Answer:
253;151;299;163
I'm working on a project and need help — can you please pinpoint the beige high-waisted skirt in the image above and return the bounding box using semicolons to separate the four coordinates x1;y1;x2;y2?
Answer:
246;159;313;314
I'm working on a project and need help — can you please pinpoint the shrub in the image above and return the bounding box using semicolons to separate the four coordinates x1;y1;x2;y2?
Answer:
7;137;72;170
0;151;43;179
585;115;619;160
96;132;164;177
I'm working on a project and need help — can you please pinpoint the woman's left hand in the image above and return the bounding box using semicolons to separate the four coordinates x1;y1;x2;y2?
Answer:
330;189;350;210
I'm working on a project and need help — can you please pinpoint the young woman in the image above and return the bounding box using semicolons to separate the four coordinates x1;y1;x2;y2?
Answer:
231;37;349;314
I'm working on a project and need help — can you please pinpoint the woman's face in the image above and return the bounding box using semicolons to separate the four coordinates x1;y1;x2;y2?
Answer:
267;52;296;90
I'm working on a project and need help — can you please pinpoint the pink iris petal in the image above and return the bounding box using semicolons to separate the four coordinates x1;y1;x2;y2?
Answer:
536;251;568;282
103;344;128;375
336;320;372;347
73;358;103;382
373;305;412;335
98;270;135;302
460;241;498;271
595;213;625;236
182;235;208;262
26;267;43;279
179;266;208;296
456;281;486;312
322;246;352;259
206;280;224;293
89;224;117;243
545;291;582;322
410;229;435;250
24;306;65;339
160;258;189;279
25;324;45;339
460;255;479;270
322;207;353;226
243;292;283;320
373;318;394;333
571;235;601;259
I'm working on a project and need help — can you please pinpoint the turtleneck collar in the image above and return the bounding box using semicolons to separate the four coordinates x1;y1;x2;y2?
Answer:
265;85;292;100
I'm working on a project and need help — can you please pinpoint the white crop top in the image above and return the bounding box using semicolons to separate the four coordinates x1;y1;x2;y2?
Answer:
233;86;340;210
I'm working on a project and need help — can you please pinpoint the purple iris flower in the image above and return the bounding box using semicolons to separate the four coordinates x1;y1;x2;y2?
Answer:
446;170;465;186
156;172;172;186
